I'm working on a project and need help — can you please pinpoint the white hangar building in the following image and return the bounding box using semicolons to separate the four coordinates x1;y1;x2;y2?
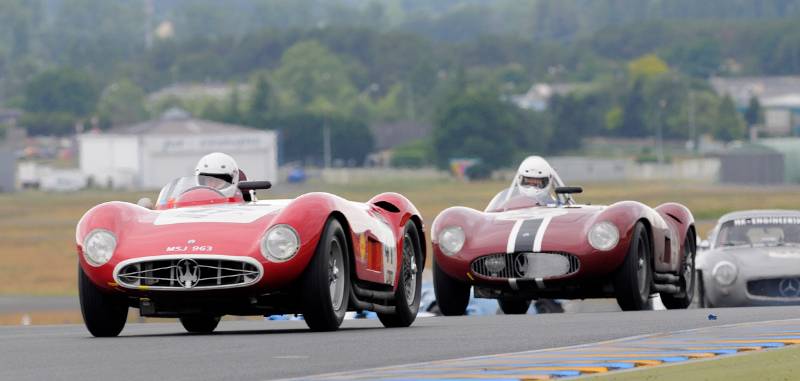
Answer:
79;109;278;189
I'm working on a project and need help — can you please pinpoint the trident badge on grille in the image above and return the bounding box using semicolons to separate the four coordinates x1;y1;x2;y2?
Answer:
176;259;200;288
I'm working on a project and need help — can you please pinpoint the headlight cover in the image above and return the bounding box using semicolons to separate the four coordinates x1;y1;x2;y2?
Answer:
712;260;738;286
438;226;465;256
588;221;619;251
83;229;117;267
261;224;300;262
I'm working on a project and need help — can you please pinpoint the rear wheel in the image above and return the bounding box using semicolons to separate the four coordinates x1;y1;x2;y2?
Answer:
433;258;470;316
179;315;220;334
79;265;128;337
498;299;531;314
378;221;424;328
614;222;653;311
301;219;350;331
661;231;696;309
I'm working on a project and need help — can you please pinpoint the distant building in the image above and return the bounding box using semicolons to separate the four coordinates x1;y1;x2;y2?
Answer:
0;148;14;192
78;109;277;189
146;83;249;104
718;138;800;184
718;145;784;185
761;95;800;136
511;83;586;111
710;76;800;136
710;76;800;108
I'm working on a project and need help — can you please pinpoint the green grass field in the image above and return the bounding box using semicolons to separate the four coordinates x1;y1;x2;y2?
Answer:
2;179;799;296
584;345;800;381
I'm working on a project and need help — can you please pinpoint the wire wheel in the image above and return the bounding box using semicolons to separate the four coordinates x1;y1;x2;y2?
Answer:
328;239;345;310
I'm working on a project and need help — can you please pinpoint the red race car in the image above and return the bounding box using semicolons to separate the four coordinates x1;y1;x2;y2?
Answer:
76;175;425;337
432;156;696;314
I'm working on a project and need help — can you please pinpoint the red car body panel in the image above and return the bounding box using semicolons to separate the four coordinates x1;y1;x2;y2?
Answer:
432;198;694;297
76;191;425;304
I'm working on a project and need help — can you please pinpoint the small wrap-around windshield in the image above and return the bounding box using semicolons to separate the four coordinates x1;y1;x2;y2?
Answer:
156;175;241;209
716;216;800;248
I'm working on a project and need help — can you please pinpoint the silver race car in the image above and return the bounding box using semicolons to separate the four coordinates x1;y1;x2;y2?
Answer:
697;210;800;307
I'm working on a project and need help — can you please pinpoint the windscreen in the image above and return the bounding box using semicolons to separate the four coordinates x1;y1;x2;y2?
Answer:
715;216;800;248
485;174;573;212
156;175;237;208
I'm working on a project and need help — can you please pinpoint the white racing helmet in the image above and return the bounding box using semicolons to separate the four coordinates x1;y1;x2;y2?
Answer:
194;152;240;196
515;156;556;204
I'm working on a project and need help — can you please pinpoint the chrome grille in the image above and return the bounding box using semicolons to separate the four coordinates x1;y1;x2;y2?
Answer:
471;252;580;279
116;256;261;290
748;278;800;299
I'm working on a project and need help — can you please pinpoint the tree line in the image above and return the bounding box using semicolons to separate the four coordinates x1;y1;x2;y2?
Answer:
1;0;790;168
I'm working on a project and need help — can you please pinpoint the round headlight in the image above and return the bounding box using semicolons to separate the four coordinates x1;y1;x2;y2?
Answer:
261;224;299;262
438;226;465;256
712;261;738;286
83;229;117;267
588;221;619;251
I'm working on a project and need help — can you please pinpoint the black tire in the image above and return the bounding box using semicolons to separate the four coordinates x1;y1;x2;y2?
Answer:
661;230;696;309
301;218;350;331
378;221;424;328
78;265;128;337
696;270;711;308
433;258;470;316
179;315;221;334
613;222;653;311
498;299;531;314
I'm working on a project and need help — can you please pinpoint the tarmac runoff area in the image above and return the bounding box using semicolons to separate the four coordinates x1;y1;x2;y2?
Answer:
1;306;800;380
299;318;800;380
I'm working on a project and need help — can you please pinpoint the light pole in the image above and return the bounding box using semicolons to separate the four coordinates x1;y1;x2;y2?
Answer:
657;99;667;165
323;118;331;169
688;91;696;153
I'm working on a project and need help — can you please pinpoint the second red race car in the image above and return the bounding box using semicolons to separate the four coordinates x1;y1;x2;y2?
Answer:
432;156;696;314
76;153;425;336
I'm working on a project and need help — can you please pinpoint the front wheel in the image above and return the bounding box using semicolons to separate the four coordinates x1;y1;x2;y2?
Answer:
498;299;531;314
79;265;128;337
379;220;424;328
433;258;470;316
300;219;350;331
613;222;653;311
180;315;221;334
661;231;696;309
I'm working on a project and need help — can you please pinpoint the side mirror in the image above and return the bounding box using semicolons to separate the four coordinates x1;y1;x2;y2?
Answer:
698;240;711;250
555;186;583;194
238;180;272;191
137;197;154;209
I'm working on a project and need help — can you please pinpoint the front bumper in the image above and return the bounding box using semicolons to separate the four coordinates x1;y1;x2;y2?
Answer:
703;273;800;307
113;254;264;291
436;247;621;299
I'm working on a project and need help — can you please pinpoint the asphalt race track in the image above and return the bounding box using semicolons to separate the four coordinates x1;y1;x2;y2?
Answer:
1;307;799;381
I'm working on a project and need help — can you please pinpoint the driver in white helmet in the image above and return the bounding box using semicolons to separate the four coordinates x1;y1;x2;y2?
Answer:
485;156;560;212
194;152;249;200
514;156;557;206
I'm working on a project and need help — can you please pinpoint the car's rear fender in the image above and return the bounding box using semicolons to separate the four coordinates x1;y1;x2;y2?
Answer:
655;202;696;272
368;192;426;286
